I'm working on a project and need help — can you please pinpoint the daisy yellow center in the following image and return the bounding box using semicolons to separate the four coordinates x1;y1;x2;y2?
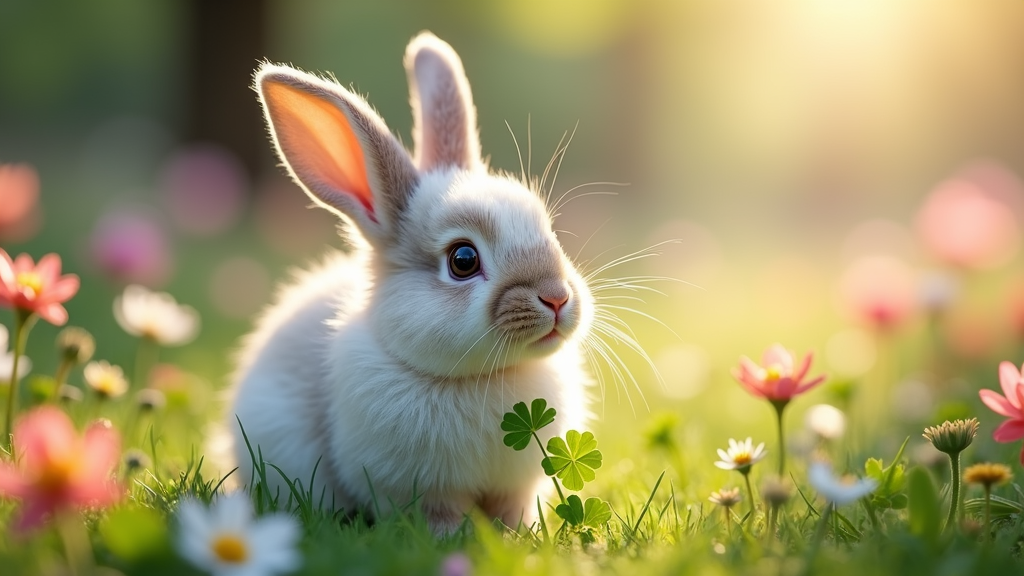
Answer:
212;533;248;564
16;272;43;297
732;452;752;466
94;375;120;395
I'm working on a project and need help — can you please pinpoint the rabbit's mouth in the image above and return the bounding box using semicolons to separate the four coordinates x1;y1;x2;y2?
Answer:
528;326;566;353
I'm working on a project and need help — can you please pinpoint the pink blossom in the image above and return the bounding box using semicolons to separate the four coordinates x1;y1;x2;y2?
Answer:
89;209;173;287
0;407;123;532
0;163;41;241
732;344;826;403
839;255;916;331
0;249;80;325
979;361;1024;465
915;177;1021;269
159;144;248;237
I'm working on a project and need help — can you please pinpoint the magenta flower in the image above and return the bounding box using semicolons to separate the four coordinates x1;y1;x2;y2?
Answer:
89;209;173;287
733;344;826;403
979;361;1024;465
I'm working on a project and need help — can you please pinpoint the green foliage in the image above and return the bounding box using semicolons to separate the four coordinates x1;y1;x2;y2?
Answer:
865;437;909;510
501;399;557;451
99;507;170;562
907;466;941;546
542;430;604;491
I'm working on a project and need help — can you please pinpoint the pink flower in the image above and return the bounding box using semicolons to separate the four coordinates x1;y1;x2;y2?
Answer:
915;177;1021;270
839;255;916;331
979;361;1024;465
0;163;41;242
0;407;123;532
90;209;173;287
732;344;826;403
0;249;80;325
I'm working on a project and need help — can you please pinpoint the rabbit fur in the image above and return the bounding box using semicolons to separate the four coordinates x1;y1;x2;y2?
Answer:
227;31;594;534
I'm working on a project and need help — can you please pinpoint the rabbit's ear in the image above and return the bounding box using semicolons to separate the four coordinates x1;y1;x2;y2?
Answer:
257;64;418;243
405;32;481;172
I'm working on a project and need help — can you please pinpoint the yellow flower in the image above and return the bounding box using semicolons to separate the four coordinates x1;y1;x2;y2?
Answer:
963;462;1012;489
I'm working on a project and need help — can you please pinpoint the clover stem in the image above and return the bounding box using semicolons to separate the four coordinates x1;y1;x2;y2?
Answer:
5;310;36;448
533;432;567;506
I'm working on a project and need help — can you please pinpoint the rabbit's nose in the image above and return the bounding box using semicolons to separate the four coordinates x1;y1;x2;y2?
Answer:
538;282;570;315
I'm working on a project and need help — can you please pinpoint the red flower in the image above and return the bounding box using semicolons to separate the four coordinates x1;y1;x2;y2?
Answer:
732;344;826;402
0;249;80;325
979;361;1024;465
0;407;123;532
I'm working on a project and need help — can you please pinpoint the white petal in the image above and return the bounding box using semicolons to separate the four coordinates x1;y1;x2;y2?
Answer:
213;492;255;532
714;461;734;470
716;449;730;461
0;324;7;351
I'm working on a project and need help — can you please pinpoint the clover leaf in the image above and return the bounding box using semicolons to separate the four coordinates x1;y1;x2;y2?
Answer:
542;430;603;491
501;399;557;451
555;495;612;529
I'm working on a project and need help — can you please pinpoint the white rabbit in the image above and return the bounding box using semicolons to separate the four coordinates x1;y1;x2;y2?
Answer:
227;31;594;534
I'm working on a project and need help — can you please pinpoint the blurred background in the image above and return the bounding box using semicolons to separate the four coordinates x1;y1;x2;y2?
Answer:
2;0;1024;493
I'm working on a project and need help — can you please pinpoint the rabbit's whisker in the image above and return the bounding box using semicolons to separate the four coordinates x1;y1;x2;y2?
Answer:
445;323;500;379
543;121;578;209
504;120;527;185
538;129;571;208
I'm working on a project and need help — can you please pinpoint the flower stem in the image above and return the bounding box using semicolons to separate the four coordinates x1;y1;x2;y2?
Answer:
804;503;833;575
532;432;567;506
943;451;962;532
724;506;732;536
133;336;158;390
56;513;94;576
52;357;73;400
5;310;36;446
983;486;992;543
743;472;756;515
771;400;789;476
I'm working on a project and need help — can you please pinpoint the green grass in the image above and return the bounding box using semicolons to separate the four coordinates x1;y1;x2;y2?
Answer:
2;368;1023;576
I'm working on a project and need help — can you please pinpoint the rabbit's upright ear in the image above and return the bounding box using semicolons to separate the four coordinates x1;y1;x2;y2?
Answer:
257;64;419;244
405;32;482;172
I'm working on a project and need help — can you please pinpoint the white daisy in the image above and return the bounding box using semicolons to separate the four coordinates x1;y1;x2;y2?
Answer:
804;404;846;440
714;437;767;473
114;284;200;346
176;492;301;576
83;360;129;399
807;460;878;505
0;324;31;381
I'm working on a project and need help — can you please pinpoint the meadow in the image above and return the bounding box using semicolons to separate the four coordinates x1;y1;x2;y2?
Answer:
3;2;1024;575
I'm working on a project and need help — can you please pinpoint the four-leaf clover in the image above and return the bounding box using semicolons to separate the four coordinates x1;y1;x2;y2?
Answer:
501;399;557;451
555;494;612;529
542;430;603;491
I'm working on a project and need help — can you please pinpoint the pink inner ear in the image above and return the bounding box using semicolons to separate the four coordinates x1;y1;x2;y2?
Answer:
263;81;375;215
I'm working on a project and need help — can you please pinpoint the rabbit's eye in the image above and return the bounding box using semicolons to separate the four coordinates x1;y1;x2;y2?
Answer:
448;242;480;279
